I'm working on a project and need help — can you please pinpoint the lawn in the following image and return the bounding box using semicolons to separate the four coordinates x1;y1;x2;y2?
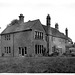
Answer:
0;57;75;73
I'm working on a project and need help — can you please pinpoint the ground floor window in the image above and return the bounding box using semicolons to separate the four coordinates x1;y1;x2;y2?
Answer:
9;47;11;53
52;46;62;54
24;47;27;54
4;47;11;54
18;47;27;56
35;45;43;54
19;47;21;54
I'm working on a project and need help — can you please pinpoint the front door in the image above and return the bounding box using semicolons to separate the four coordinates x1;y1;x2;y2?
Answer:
22;48;24;56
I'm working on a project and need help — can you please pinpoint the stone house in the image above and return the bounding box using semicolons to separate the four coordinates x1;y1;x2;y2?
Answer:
0;14;72;57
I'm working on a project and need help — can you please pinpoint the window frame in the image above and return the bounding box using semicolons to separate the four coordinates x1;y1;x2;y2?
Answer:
24;47;27;54
9;47;11;53
4;34;10;40
34;30;43;40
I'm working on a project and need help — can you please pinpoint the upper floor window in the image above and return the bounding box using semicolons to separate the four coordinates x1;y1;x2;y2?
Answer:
35;31;43;39
5;34;10;40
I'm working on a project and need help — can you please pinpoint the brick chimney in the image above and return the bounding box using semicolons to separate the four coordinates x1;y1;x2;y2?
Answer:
19;14;24;23
55;23;59;30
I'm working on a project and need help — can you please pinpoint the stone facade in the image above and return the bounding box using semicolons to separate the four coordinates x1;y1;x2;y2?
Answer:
0;14;72;57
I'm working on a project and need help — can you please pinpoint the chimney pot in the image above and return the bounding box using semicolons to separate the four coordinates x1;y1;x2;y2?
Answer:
55;23;59;30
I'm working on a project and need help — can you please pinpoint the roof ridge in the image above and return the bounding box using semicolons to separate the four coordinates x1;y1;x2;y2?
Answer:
1;19;40;34
42;25;67;39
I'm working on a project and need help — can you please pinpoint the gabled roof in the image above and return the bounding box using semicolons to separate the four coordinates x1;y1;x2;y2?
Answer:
42;25;67;39
1;18;72;41
1;19;39;34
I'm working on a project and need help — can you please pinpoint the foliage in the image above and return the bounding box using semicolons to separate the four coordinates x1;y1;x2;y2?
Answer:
42;48;48;56
9;19;19;26
49;52;59;57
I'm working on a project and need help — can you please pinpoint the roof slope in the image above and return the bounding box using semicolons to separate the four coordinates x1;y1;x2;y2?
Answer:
1;19;39;34
42;25;67;39
1;19;72;41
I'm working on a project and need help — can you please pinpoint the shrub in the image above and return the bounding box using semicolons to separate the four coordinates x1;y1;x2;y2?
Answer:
49;52;59;57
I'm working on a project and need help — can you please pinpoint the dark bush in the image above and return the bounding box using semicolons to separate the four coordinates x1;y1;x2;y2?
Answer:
2;53;4;57
49;52;59;57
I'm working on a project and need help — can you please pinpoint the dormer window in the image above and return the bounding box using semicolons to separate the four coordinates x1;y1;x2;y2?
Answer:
35;31;43;40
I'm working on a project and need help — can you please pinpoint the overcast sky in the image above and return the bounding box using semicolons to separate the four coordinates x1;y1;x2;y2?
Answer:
0;0;75;42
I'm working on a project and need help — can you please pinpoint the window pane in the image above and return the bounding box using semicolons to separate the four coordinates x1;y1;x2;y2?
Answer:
7;47;8;53
39;32;40;39
9;47;11;53
40;32;41;39
9;34;10;40
35;31;43;40
40;45;41;54
25;47;27;54
19;47;21;54
42;33;43;39
35;31;37;39
5;35;6;40
35;45;37;54
42;45;43;54
38;45;39;54
7;35;8;40
38;32;39;39
4;47;6;53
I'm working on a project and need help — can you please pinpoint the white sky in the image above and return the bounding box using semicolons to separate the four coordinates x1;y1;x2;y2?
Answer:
0;0;75;42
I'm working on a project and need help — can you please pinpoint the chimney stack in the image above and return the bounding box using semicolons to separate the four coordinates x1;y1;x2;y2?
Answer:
55;23;59;30
46;14;51;27
65;28;68;37
46;14;51;55
19;14;24;23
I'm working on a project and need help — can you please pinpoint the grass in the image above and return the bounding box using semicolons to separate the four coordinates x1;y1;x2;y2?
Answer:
0;57;75;73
